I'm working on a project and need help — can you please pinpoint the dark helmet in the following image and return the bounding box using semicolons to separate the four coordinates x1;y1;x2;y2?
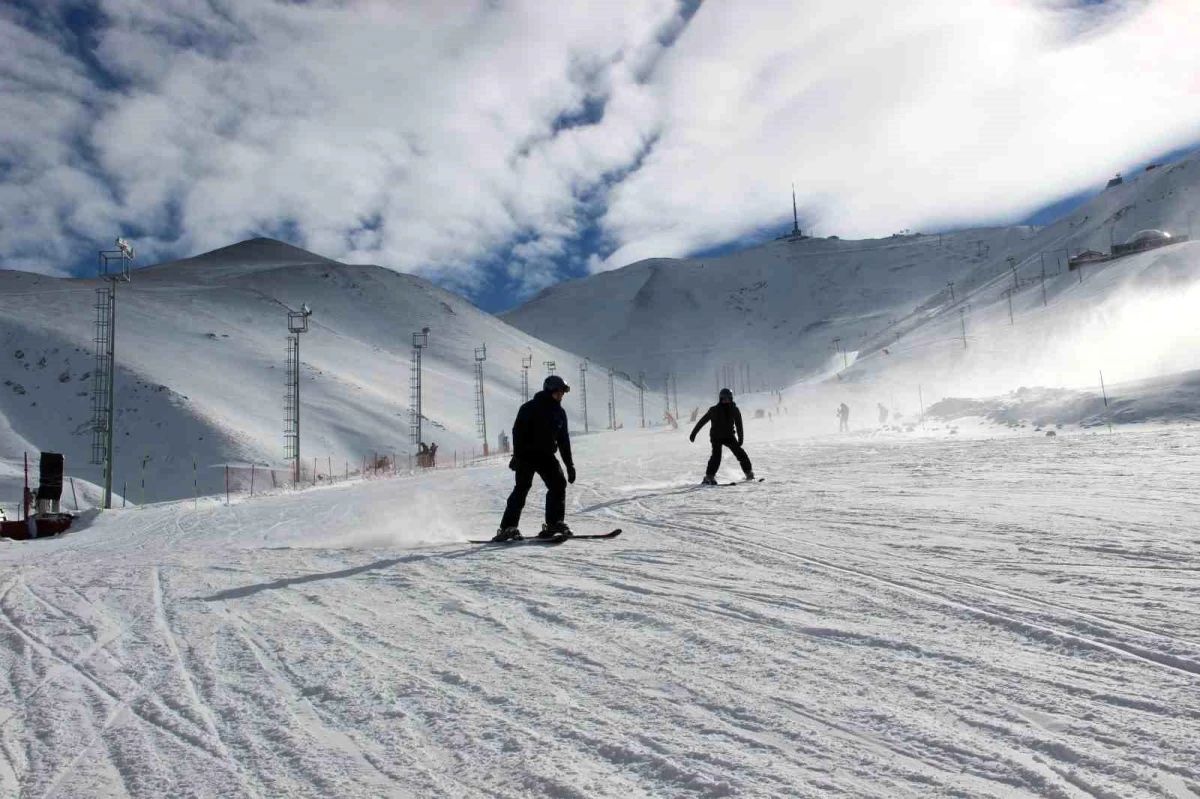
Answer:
719;387;733;401
544;375;571;394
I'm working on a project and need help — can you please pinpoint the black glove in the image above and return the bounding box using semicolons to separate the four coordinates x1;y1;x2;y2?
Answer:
508;456;520;471
566;463;576;484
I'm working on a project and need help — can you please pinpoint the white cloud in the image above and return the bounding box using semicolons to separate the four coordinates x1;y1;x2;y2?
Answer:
0;0;1198;299
600;0;1200;267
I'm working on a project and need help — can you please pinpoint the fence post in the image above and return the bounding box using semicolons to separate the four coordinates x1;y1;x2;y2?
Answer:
328;456;332;484
70;477;79;511
192;456;198;509
225;464;230;505
251;464;255;497
122;481;127;508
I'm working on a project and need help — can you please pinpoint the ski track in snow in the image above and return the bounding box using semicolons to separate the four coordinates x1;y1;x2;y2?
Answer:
1;428;1199;798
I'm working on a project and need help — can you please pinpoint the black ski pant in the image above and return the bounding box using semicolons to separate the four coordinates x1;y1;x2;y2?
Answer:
500;456;566;530
707;439;752;478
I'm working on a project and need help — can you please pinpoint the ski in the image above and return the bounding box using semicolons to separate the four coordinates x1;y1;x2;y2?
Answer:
714;478;765;486
468;536;568;546
468;528;622;545
569;528;622;540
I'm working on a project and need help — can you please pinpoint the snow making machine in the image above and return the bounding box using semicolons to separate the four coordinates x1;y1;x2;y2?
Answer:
0;452;75;541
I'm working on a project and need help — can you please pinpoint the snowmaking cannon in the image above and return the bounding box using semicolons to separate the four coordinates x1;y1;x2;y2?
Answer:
0;452;75;541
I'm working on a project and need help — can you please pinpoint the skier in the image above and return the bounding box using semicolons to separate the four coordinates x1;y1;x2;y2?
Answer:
837;403;850;433
689;388;753;485
493;375;576;541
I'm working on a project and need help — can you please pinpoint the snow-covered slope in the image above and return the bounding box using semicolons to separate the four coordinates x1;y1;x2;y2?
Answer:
0;239;647;506
504;152;1200;410
2;423;1197;797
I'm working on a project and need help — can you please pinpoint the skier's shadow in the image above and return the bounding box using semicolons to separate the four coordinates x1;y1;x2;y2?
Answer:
198;546;482;601
577;484;704;515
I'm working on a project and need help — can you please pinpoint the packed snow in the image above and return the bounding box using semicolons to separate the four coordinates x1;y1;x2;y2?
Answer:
2;423;1198;797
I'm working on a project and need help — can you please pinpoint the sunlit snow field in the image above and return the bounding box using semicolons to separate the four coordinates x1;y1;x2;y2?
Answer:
2;422;1197;798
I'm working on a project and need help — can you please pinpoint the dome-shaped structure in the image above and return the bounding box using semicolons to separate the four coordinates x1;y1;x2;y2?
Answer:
1128;229;1171;245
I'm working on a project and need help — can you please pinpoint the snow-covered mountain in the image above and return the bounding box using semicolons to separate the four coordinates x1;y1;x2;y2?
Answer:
504;152;1200;407
0;239;648;506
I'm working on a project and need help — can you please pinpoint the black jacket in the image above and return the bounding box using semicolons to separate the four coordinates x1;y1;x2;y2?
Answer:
512;390;574;466
691;402;744;444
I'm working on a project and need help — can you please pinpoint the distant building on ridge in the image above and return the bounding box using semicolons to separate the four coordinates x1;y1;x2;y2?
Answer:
1112;229;1186;257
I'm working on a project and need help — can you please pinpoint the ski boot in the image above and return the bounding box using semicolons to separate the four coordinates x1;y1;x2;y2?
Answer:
491;527;523;542
538;521;573;539
701;475;718;486
744;470;755;481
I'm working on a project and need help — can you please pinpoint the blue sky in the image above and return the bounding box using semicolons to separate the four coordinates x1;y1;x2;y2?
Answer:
2;1;1198;313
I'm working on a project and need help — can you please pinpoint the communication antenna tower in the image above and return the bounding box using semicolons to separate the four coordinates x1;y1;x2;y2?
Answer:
284;303;312;486
91;237;133;509
543;360;556;376
410;327;430;450
474;344;488;456
671;372;679;418
579;361;589;433
521;353;532;402
663;373;671;422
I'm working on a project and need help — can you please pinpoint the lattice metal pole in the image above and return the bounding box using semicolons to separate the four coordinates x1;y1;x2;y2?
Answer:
286;304;312;487
671;372;678;419
663;374;671;422
579;361;589;433
410;327;430;451
608;369;616;430
474;344;488;456
284;335;297;479
521;353;532;403
90;287;111;468
638;371;646;428
91;238;133;509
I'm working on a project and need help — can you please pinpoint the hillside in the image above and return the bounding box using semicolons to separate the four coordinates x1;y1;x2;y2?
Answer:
0;240;647;508
503;152;1200;407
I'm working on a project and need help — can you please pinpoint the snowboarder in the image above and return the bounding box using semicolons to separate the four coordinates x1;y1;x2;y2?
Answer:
837;403;850;433
877;403;889;426
493;375;577;541
689;388;753;485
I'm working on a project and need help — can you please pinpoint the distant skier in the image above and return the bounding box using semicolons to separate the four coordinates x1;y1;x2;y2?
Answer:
493;375;577;542
837;403;850;433
689;388;753;485
877;403;889;426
